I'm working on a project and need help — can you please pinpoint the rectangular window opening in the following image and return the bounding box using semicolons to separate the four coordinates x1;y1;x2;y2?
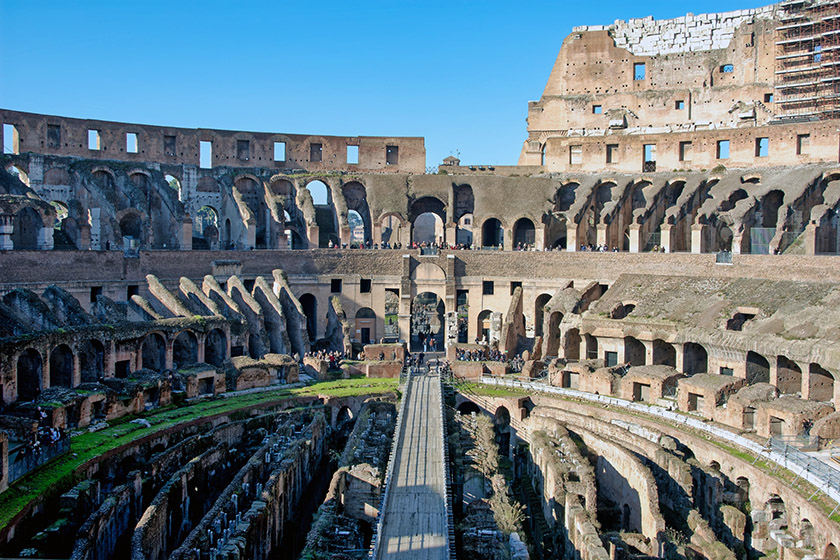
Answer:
720;367;734;376
126;132;138;154
633;62;646;81
127;285;139;299
675;100;685;110
3;124;19;154
592;105;602;114
347;145;359;165
360;278;371;293
200;141;212;169
815;44;823;63
755;137;769;158
237;139;250;161
88;129;101;151
510;281;522;295
274;141;286;162
164;135;176;156
386;145;399;165
482;280;494;295
764;93;774;103
717;140;730;160
606;144;618;164
605;351;618;367
569;144;582;165
310;143;323;163
721;64;734;73
47;124;61;148
679;141;693;162
797;134;810;155
331;278;342;293
90;286;102;303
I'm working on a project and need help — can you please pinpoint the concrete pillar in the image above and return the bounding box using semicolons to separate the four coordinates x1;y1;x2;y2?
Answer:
660;223;673;253
181;218;192;251
674;344;685;373
0;215;13;250
307;224;319;248
628;223;642;253
88;208;101;250
196;334;205;364
165;341;174;370
38;226;54;250
691;224;706;254
769;357;779;388
803;222;818;255
596;224;608;248
566;223;578;252
72;352;81;387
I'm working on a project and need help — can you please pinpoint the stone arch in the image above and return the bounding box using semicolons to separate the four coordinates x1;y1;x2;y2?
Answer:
481;217;503;248
204;328;227;367
49;344;74;388
270;177;294;197
457;400;481;415
91;168;115;190
141;332;166;373
477;310;493;343
683;342;708;374
411;197;446;245
17;348;43;401
776;355;802;395
760;190;785;228
746;351;770;385
809;363;835;402
494;405;512;455
411;292;444;352
299;293;318;342
719;189;748;212
118;209;145;247
336;405;354;427
545;311;564;356
652;339;676;367
233;174;260;194
12;206;41;249
195;205;219;249
585;333;599;360
163;173;181;196
624;336;646;366
173;330;198;369
379;212;407;245
554;182;579;212
512;217;536;248
304;178;331;206
412;261;446;282
534;293;553;337
128;171;150;194
355;307;376;345
79;339;105;383
342;181;372;245
826;543;839;560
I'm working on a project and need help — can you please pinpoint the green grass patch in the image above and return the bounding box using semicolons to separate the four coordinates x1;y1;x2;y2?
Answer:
0;378;398;530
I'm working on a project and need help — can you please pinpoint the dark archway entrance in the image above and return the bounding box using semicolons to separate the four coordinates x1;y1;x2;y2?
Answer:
411;292;444;352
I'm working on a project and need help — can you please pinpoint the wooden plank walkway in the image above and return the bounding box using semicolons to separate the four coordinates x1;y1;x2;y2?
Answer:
376;372;449;559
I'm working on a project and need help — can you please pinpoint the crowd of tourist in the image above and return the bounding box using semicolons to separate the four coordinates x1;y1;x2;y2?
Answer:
321;238;572;251
303;349;347;369
20;407;64;459
455;347;527;373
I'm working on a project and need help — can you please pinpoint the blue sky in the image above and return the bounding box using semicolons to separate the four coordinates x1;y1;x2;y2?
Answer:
0;0;771;167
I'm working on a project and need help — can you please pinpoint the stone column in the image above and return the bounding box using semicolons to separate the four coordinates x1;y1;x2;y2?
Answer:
769;357;779;388
196;334;205;364
73;352;82;388
566;223;578;252
246;223;256;250
307;224;319;249
165;341;174;370
0;215;13;250
596;224;608;248
803;222;818;255
373;223;382;245
38;225;54;250
690;223;706;254
88;208;102;250
399;254;412;344
628;223;642;253
674;344;685;373
181;218;192;251
660;223;673;253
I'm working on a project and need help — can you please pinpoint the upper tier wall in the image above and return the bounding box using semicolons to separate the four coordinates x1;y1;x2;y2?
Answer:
0;109;426;174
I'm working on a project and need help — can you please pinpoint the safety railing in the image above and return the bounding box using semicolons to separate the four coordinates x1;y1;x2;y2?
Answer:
9;437;70;484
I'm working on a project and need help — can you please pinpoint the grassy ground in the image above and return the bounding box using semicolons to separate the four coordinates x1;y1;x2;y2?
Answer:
0;378;398;530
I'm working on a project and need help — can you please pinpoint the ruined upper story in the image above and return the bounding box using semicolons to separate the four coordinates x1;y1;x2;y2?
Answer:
0;109;426;175
520;1;840;171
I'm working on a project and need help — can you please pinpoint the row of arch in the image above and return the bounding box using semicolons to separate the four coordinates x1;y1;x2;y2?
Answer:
10;328;228;403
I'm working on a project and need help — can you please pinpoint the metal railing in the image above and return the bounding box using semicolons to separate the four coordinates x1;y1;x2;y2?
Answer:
478;375;840;508
9;437;70;484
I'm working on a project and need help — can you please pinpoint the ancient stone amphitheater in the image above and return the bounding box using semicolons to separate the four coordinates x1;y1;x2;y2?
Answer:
1;1;840;559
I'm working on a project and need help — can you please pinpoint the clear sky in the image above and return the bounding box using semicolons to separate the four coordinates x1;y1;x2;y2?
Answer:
0;0;772;168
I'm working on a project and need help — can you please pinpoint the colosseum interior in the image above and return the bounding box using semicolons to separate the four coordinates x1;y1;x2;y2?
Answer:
2;1;840;559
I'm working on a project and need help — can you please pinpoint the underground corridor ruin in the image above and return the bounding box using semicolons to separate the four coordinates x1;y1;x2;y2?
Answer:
3;0;840;558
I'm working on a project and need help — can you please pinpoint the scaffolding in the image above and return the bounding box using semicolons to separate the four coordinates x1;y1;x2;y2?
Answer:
775;0;840;119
